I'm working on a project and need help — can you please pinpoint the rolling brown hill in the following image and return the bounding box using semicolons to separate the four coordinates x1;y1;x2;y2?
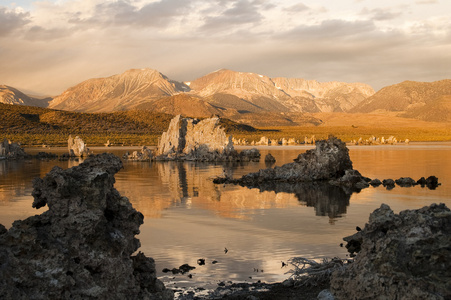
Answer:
0;85;50;107
135;93;223;118
352;79;451;115
401;95;451;122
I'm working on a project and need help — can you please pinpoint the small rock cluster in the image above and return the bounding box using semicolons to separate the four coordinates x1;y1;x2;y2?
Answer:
370;176;440;190
0;153;172;300
330;203;451;299
123;146;153;161
215;136;440;194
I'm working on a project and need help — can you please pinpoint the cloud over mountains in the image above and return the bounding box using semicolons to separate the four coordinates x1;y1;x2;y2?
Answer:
1;0;450;95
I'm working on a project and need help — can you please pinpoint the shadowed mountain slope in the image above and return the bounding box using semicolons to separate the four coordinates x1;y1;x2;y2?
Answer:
352;79;451;115
401;95;451;122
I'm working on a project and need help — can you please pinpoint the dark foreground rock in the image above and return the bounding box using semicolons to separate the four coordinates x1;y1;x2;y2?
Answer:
0;153;173;300
330;203;451;300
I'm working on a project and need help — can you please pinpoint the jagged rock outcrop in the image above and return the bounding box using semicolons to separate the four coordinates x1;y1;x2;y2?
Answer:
0;139;29;159
330;203;451;299
68;135;91;157
0;153;173;300
157;115;256;162
216;137;368;191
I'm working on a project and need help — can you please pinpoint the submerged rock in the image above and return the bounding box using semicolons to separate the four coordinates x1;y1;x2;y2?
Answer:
264;153;276;164
0;139;28;159
395;177;417;187
330;203;451;300
68;135;91;157
382;178;396;189
0;153;173;300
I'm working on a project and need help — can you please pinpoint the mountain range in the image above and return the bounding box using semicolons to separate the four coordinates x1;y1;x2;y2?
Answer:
1;68;450;125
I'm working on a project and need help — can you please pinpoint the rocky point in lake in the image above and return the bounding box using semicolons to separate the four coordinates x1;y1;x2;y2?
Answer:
215;136;370;192
0;153;173;300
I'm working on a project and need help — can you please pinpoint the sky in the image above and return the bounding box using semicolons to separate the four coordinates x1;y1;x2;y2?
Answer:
1;0;450;96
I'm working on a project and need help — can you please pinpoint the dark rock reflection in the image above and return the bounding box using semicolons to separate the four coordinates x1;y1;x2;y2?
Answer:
237;181;351;219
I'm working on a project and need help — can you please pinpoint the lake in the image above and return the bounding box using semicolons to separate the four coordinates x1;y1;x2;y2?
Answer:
0;143;450;291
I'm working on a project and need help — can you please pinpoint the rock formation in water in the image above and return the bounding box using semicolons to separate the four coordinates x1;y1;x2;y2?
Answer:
330;203;451;299
215;136;369;191
157;114;259;162
0;153;173;300
123;146;153;161
68;135;91;157
265;153;276;164
0;139;28;159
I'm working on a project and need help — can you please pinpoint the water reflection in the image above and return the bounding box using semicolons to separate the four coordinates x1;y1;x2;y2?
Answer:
115;161;352;222
231;182;351;224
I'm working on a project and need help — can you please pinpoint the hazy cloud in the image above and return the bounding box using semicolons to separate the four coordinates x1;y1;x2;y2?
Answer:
282;19;377;41
283;3;310;13
360;7;402;21
68;0;193;28
199;0;265;32
0;7;30;36
416;0;438;4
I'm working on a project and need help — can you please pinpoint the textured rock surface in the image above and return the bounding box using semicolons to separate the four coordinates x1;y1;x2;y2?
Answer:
0;138;28;159
330;203;451;300
68;135;91;157
157;115;249;161
217;137;367;190
0;153;173;300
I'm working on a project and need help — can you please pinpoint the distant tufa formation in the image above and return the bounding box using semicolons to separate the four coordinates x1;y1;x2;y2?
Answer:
331;203;451;299
0;153;173;299
0;139;28;160
68;135;91;157
156;114;260;162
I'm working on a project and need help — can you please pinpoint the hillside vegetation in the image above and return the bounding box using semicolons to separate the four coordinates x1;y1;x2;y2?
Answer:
0;103;256;146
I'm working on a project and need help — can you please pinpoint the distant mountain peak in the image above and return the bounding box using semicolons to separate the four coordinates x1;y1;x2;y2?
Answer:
48;68;190;112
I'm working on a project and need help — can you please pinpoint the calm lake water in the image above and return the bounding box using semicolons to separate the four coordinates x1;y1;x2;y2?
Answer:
1;143;450;290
